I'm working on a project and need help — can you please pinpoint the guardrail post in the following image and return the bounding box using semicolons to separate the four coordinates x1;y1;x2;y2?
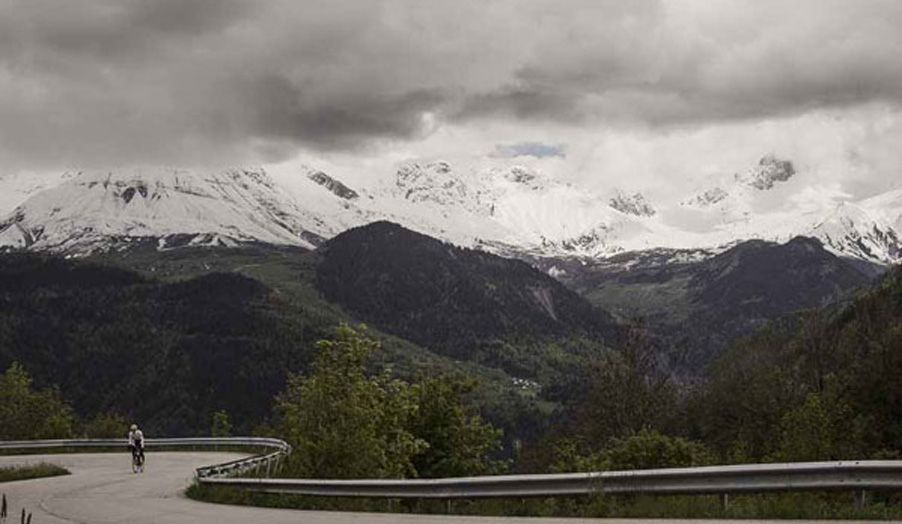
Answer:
719;493;729;511
854;489;868;511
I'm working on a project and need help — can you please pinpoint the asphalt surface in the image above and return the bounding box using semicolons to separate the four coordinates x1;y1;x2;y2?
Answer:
0;452;895;523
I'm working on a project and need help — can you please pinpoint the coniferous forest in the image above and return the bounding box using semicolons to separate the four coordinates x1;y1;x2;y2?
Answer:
2;227;901;480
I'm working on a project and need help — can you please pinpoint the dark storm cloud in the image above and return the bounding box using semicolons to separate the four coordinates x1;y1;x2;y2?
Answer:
459;89;584;123
1;0;901;169
0;0;250;67
243;75;446;149
453;1;902;127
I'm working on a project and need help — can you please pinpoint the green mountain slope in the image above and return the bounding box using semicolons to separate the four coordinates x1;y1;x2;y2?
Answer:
0;254;319;435
555;237;874;372
2;229;612;442
315;221;622;385
691;264;902;460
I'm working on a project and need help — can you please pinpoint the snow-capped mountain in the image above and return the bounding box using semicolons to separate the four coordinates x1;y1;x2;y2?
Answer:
671;157;899;265
863;188;902;232
0;171;74;213
368;160;657;257
0;168;367;253
1;155;901;269
809;202;900;264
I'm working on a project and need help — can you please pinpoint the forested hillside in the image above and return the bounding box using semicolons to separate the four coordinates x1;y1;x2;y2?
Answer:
0;254;319;434
557;236;875;372
2;227;899;473
689;264;902;461
316;221;621;384
529;265;902;472
0;226;619;441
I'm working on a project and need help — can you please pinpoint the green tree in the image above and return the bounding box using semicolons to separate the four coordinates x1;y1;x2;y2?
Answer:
543;437;607;473
83;412;127;438
0;363;75;439
602;429;713;470
775;393;832;461
773;392;862;462
536;430;712;473
275;325;425;479
569;321;674;443
211;410;232;437
689;323;805;460
409;376;505;477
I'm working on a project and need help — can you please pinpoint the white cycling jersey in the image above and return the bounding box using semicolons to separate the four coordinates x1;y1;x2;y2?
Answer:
128;429;145;449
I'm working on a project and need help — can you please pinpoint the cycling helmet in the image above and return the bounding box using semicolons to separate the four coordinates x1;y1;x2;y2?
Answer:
130;424;138;431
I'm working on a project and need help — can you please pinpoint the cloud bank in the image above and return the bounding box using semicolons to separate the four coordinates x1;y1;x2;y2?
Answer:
1;0;902;171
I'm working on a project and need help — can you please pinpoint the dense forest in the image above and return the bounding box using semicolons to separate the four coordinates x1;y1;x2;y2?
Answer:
687;264;902;462
555;236;875;373
316;221;622;385
0;249;559;442
526;264;902;472
2;237;901;477
0;253;321;434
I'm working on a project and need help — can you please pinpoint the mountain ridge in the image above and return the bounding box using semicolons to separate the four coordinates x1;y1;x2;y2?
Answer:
1;156;900;268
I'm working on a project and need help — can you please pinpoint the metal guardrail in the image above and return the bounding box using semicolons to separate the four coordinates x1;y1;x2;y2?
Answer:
0;437;291;480
200;460;902;503
191;438;290;479
2;439;900;508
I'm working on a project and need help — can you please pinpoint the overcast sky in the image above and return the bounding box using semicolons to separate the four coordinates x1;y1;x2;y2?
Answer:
1;0;901;197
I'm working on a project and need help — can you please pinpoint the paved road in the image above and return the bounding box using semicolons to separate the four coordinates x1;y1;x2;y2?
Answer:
0;453;895;524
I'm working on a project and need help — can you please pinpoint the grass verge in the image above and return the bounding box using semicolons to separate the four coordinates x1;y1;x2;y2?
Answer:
187;483;902;520
0;463;70;483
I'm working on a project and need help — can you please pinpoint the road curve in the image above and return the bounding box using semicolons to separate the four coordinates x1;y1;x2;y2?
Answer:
0;453;894;524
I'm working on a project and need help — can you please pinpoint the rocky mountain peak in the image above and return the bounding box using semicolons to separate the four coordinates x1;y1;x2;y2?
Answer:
390;161;498;216
609;191;656;217
682;187;728;208
307;170;358;200
504;166;537;184
736;155;796;190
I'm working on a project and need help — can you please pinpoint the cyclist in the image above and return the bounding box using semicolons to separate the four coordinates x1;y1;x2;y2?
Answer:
128;424;145;472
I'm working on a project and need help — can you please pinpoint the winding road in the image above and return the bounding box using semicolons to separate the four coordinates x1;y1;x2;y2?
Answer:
0;453;893;523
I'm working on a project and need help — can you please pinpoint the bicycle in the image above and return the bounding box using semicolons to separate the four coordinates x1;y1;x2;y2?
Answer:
131;445;145;473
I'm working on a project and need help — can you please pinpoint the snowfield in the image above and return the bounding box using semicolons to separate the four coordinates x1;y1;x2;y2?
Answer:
1;156;900;266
